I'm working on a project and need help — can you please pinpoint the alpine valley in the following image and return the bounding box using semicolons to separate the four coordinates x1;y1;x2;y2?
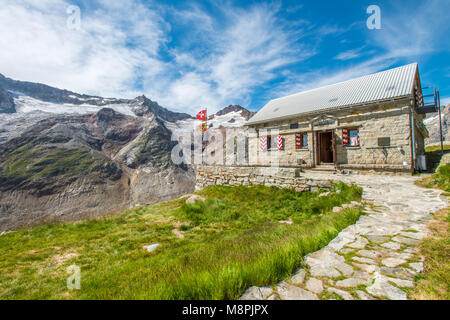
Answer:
0;73;254;231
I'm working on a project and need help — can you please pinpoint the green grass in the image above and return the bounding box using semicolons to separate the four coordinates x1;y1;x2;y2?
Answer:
2;143;101;179
425;144;450;153
417;164;450;192
413;150;450;300
424;144;450;173
410;208;450;300
0;183;363;300
416;145;450;191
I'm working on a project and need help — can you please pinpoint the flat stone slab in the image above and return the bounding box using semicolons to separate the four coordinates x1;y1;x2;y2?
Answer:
380;241;401;250
382;257;406;268
379;267;415;280
409;262;424;273
306;249;353;277
384;277;414;288
347;237;369;249
358;250;382;260
335;277;368;288
392;236;420;246
240;286;273;300
309;265;341;278
290;269;306;284
352;270;372;280
335;262;354;276
327;288;354;300
353;263;377;273
353;256;377;265
366;275;407;300
305;278;323;294
399;231;427;240
366;235;390;243
277;282;319;300
356;290;375;300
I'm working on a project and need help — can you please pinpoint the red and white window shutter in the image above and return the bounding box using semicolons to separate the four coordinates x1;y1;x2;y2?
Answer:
415;86;424;107
260;136;267;151
295;134;302;149
342;129;349;145
277;135;284;150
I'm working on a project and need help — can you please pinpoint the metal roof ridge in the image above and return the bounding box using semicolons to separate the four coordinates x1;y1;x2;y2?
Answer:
269;62;418;103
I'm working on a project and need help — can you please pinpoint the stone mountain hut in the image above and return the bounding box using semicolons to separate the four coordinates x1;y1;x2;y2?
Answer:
246;63;429;174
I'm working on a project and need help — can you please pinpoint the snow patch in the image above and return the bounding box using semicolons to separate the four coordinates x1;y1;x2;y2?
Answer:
12;94;136;117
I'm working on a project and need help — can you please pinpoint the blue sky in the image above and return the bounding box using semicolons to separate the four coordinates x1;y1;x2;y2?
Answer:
0;0;449;115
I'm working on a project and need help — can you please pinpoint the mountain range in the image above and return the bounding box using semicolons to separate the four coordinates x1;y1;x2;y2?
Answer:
424;104;450;145
0;73;253;230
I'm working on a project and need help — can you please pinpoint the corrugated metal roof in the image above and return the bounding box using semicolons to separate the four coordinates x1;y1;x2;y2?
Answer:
247;63;418;125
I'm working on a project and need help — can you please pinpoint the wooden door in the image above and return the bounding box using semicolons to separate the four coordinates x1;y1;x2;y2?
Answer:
316;131;320;165
332;129;336;164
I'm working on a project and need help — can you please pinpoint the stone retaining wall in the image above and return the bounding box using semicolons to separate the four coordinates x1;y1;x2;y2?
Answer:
195;166;332;192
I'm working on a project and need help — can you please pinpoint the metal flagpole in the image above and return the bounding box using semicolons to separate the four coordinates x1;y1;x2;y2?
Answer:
204;108;207;165
437;90;444;156
435;89;444;156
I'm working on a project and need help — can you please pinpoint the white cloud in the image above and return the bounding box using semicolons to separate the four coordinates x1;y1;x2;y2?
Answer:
143;3;314;114
370;0;450;57
0;0;167;98
334;47;365;61
266;0;449;103
1;0;447;116
0;0;314;115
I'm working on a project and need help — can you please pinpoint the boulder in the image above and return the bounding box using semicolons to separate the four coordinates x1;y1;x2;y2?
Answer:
185;194;206;204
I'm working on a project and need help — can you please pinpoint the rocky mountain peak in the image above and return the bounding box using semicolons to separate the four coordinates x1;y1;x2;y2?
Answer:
213;105;256;121
130;95;192;122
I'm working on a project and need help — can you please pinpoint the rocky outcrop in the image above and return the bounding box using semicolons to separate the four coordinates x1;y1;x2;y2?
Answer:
211;105;256;121
131;95;193;122
0;87;14;113
424;104;450;145
0;108;195;230
0;73;257;230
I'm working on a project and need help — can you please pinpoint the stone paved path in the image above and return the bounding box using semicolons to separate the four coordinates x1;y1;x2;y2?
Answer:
241;173;447;300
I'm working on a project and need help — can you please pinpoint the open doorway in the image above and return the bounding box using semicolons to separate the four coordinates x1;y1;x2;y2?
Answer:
317;131;335;164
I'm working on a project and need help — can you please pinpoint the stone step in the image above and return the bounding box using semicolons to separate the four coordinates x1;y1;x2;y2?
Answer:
306;165;337;172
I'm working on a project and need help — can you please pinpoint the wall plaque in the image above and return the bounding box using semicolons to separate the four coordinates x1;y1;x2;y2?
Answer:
378;137;391;147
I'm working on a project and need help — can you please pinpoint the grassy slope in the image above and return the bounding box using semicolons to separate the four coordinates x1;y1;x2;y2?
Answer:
2;143;99;179
0;183;363;300
416;144;450;191
412;145;450;299
411;208;450;300
423;144;450;175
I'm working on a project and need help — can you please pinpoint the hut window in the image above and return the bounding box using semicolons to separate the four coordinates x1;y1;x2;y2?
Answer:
267;136;284;150
267;136;277;150
296;133;308;149
343;128;360;146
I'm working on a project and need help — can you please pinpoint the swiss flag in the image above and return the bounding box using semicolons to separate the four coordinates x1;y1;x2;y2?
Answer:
196;109;207;121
